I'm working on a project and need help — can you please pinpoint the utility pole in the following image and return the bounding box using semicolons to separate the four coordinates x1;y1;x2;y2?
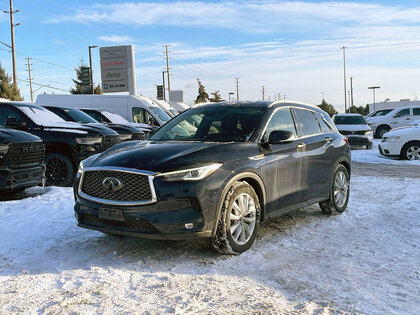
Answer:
164;45;171;92
342;46;347;113
25;57;33;102
235;77;239;101
162;70;167;101
261;86;265;100
4;0;20;87
350;76;354;108
88;45;98;94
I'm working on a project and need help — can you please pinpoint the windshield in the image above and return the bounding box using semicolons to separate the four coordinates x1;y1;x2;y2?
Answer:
334;115;367;125
101;111;129;124
149;106;171;122
16;104;65;125
64;108;98;123
150;106;266;142
367;109;392;118
169;109;178;116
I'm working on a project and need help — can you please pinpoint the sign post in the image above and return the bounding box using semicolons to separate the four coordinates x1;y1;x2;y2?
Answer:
80;66;92;93
100;45;137;95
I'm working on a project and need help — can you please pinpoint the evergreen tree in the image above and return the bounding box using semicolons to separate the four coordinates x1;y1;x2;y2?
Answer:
317;99;338;117
194;79;209;104
349;105;369;116
209;90;224;102
0;62;23;101
70;59;102;94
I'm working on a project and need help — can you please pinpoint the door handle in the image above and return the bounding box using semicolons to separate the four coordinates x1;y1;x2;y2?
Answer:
325;136;332;142
406;118;411;120
297;143;306;149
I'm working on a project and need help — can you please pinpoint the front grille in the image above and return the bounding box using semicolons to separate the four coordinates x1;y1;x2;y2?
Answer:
81;170;153;202
80;213;159;233
102;135;120;151
7;142;45;168
131;132;145;140
339;130;367;136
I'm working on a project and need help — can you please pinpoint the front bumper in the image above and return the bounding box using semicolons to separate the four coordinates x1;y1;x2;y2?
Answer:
378;142;402;157
0;164;45;191
73;170;228;240
346;135;372;147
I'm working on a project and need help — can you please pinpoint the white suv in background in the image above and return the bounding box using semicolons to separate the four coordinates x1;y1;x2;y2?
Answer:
366;105;420;138
378;120;420;160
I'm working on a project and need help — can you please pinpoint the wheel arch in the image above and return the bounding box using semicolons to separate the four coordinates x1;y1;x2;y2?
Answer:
375;124;391;137
45;145;76;167
212;171;266;236
400;140;420;159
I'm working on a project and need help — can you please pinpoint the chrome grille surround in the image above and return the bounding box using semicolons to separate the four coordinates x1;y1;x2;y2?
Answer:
78;166;157;206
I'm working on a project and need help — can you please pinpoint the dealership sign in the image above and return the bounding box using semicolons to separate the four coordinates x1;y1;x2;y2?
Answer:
99;45;136;95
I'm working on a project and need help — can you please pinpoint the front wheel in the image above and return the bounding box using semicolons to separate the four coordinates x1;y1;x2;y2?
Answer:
319;164;350;215
45;153;75;187
401;141;420;160
211;181;260;254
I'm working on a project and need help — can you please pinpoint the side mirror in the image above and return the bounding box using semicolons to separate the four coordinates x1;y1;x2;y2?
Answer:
269;130;294;144
5;117;26;129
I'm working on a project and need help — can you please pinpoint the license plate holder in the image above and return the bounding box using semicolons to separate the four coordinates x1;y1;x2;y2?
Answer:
98;208;124;221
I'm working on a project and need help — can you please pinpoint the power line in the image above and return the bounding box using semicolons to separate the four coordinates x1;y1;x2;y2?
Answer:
17;79;69;92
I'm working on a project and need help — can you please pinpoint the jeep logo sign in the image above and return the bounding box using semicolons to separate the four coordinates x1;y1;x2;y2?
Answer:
99;45;136;95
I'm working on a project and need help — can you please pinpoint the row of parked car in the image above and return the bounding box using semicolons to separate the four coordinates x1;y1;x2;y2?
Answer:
0;98;170;194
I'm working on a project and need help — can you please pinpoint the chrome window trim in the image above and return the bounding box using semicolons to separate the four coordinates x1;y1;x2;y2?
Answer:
78;166;158;206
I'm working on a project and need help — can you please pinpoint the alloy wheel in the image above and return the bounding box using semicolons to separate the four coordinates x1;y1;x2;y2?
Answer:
333;171;349;208
229;192;257;245
406;145;420;160
46;157;69;185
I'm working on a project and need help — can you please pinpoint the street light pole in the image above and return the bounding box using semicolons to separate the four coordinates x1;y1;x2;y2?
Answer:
368;86;380;112
342;46;347;113
88;45;98;94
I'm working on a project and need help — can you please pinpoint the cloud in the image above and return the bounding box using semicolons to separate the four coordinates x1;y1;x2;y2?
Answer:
98;35;134;43
44;1;420;33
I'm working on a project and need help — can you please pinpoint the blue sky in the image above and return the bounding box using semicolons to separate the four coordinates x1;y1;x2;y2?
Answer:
1;1;420;110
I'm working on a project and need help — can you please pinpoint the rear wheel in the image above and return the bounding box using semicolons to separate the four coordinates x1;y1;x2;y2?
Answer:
211;181;260;254
401;141;420;160
319;164;350;215
45;153;75;187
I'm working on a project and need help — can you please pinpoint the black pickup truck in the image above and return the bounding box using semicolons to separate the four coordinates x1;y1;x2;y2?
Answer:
0;101;120;186
0;128;45;194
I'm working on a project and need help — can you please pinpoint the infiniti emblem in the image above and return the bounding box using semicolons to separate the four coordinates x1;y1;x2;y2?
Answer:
102;177;123;192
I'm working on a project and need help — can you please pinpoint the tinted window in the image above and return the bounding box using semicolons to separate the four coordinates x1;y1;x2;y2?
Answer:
334;115;367;125
394;109;410;117
0;106;22;126
83;110;110;123
263;107;296;142
150;106;265;142
315;113;333;133
64;108;98;123
413;108;420;116
293;108;321;136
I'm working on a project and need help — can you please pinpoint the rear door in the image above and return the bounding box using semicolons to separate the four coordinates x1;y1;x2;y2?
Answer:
291;108;333;201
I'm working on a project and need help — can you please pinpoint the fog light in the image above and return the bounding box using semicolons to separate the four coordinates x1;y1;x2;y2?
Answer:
185;223;194;229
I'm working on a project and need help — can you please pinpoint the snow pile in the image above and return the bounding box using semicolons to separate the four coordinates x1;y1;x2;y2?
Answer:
0;175;419;313
351;139;420;165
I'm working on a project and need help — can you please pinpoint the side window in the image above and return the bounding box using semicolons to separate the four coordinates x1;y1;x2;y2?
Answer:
413;108;420;116
394;109;410;118
144;110;155;125
263;107;296;142
132;107;146;124
0;106;22;126
292;108;321;137
315;113;333;133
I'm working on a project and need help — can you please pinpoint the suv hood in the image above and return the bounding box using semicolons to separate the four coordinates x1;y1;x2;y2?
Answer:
83;140;258;173
42;122;104;136
336;124;371;132
384;125;419;137
0;128;42;144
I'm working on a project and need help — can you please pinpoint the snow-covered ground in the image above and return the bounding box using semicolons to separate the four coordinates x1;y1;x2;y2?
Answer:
351;139;420;165
1;165;419;314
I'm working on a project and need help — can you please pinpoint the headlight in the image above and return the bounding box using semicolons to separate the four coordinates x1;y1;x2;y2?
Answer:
78;160;84;174
368;122;376;128
76;137;102;145
158;163;223;181
386;136;400;143
365;130;373;137
119;134;132;141
0;144;8;154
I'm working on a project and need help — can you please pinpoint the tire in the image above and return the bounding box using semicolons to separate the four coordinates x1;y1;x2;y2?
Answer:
366;144;372;150
319;164;350;215
211;181;261;254
400;141;420;160
376;126;390;139
45;153;75;187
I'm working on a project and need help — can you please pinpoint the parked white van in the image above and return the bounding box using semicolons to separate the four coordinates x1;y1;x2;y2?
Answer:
36;94;172;127
366;105;420;138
